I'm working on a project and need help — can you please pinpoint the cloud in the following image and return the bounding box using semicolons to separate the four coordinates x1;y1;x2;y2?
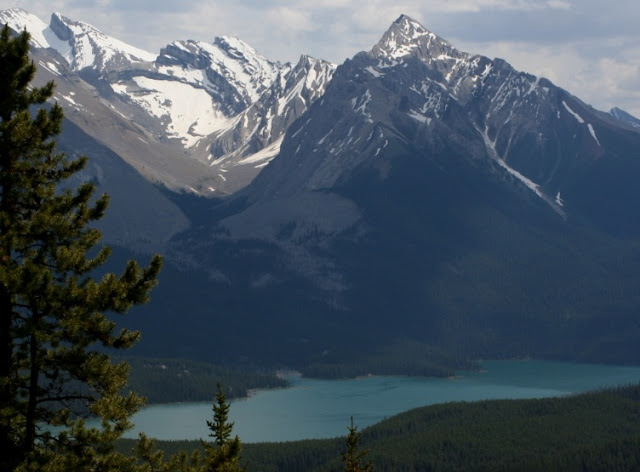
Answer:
419;0;571;13
6;0;639;116
457;37;640;116
435;0;640;43
69;0;202;12
266;7;315;33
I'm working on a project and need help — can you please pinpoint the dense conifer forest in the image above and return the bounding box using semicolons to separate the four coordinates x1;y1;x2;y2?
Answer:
123;357;288;403
119;384;640;471
300;339;478;379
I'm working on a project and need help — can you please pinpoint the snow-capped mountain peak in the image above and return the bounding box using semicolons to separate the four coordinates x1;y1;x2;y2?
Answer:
204;53;336;193
0;8;60;49
372;14;459;63
210;36;281;103
48;12;155;71
243;14;617;221
0;9;155;71
157;36;280;113
392;14;434;41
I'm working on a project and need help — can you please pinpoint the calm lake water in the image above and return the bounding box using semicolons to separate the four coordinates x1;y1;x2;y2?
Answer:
121;360;640;442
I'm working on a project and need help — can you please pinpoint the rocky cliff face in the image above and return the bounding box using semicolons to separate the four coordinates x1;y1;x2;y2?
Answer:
155;15;640;365
610;106;640;129
4;10;640;369
235;15;640;236
206;55;335;193
0;8;336;195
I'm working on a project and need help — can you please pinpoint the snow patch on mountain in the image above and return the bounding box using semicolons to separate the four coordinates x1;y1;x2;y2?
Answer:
408;110;430;124
214;36;279;102
365;66;385;78
0;8;48;46
563;101;602;145
0;8;155;72
301;56;335;99
478;124;565;217
203;55;335;192
238;136;284;168
587;123;601;146
38;60;62;76
111;76;229;148
1;9;71;55
562;101;585;124
351;90;373;123
48;13;155;71
161;37;280;108
375;14;438;60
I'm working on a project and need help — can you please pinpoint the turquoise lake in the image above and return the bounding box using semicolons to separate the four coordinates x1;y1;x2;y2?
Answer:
121;360;640;442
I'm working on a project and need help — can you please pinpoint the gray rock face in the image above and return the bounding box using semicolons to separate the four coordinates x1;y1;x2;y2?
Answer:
5;10;640;366
21;46;192;251
48;12;72;41
241;14;640;226
47;12;156;72
206;55;335;194
156;37;281;115
103;35;333;195
214;14;640;301
0;8;336;195
156;15;640;366
610;107;640;129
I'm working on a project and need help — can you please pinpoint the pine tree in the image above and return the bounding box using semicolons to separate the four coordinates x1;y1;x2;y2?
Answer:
342;417;374;472
208;383;234;447
135;433;203;472
202;384;246;472
0;25;162;471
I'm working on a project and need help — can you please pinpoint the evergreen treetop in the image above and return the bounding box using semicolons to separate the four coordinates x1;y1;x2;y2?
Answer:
208;383;234;447
203;384;246;472
342;417;374;472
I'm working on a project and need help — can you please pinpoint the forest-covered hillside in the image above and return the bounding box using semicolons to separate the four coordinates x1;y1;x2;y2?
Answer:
122;357;288;403
121;384;640;471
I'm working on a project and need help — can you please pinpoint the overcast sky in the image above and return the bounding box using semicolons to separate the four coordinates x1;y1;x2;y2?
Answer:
8;0;640;116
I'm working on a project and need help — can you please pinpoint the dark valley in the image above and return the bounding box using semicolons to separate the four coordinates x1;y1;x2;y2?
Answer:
3;6;640;471
3;9;640;374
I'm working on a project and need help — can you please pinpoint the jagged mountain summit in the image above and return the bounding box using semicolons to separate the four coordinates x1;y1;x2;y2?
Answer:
235;14;639;234
0;8;335;195
610;107;640;129
0;8;155;71
372;14;462;63
206;54;336;192
3;10;640;369
159;15;640;366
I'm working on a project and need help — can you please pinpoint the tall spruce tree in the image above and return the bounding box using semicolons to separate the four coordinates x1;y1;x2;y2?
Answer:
342;417;374;472
202;384;246;472
0;25;162;471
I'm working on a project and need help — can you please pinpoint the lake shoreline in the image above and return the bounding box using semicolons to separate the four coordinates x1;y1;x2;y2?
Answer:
114;360;640;443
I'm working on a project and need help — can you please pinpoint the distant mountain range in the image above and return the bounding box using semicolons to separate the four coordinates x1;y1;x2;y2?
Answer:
3;10;640;371
0;8;334;195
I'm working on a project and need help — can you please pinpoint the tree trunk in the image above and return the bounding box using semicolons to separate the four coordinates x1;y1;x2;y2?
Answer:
0;284;15;471
24;323;40;456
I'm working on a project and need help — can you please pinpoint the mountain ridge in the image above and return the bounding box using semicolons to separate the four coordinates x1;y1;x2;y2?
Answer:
0;7;335;196
610;106;640;129
3;10;640;369
156;14;640;365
